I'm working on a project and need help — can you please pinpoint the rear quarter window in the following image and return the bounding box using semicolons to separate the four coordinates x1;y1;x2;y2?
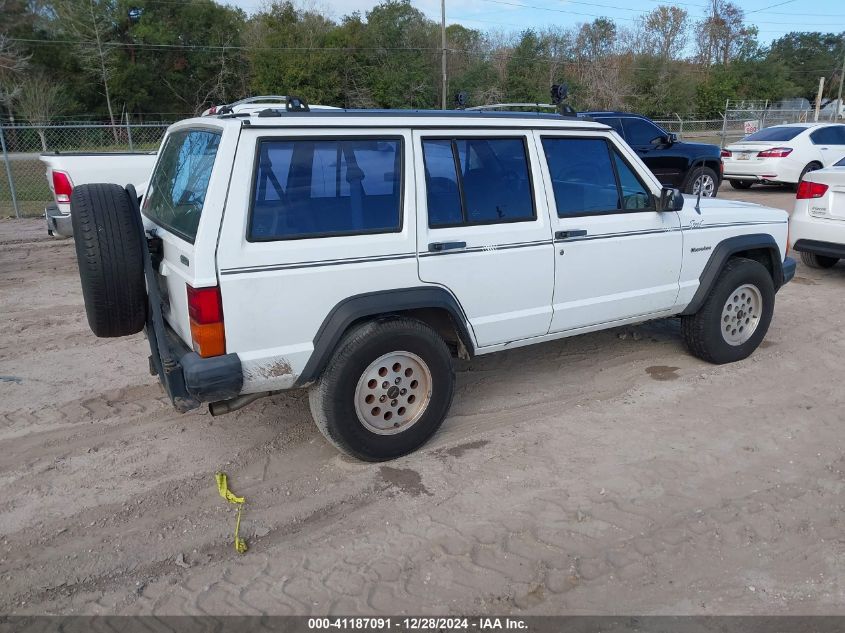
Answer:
143;128;221;243
249;137;402;241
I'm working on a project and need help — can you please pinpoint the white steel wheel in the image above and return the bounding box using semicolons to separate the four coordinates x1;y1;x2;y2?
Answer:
720;283;762;346
354;351;433;435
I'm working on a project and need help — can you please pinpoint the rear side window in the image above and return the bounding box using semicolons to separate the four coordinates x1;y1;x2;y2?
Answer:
143;128;221;243
422;137;535;227
744;127;804;142
250;138;402;240
811;125;845;145
542;137;654;216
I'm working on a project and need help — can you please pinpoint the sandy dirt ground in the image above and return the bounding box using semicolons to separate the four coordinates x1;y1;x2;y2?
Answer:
1;186;844;616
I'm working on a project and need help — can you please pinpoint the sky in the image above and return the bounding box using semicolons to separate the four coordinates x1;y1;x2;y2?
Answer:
223;0;845;45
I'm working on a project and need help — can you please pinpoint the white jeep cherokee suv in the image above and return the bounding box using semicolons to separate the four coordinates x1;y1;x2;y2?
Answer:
69;107;796;461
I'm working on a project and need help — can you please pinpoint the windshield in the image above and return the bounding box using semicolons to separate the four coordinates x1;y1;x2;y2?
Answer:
143;128;221;242
742;127;804;142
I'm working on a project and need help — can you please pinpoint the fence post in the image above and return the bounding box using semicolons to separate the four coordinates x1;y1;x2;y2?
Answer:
720;99;729;148
0;124;21;219
675;113;683;139
125;112;134;152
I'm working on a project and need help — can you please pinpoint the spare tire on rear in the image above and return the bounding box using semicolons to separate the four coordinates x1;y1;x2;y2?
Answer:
70;183;147;338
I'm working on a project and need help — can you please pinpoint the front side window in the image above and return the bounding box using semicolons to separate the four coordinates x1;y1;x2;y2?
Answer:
250;138;402;240
143;128;221;242
622;117;665;145
422;137;535;227
542;137;654;216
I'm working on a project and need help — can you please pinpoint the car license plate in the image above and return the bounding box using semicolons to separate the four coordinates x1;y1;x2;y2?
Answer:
736;152;750;160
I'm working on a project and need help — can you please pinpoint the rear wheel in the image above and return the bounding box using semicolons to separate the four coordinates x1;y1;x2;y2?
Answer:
70;183;147;338
800;252;839;269
796;162;822;188
682;258;774;364
730;180;753;190
309;317;455;461
684;166;719;197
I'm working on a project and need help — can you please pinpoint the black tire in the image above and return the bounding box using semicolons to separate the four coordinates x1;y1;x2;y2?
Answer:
730;180;753;190
800;251;838;269
796;162;822;188
70;183;147;338
683;166;720;198
681;257;775;365
308;317;455;461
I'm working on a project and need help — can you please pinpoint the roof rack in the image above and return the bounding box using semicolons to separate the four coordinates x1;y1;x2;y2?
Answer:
466;103;558;112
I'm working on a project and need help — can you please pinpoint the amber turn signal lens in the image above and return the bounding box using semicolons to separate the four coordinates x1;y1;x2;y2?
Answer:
190;321;226;358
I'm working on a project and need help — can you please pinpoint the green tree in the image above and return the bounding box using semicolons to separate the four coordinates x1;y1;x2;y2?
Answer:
767;32;845;102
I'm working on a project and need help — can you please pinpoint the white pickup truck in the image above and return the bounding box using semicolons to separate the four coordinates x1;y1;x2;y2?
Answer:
40;152;156;236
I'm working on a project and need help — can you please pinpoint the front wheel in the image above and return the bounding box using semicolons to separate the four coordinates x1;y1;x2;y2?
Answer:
684;166;719;198
681;258;774;364
309;317;455;461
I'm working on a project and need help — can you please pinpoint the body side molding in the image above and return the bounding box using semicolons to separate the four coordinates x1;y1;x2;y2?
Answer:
294;286;476;387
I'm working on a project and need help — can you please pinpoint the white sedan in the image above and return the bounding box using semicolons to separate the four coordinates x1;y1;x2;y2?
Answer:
723;122;845;190
789;156;845;268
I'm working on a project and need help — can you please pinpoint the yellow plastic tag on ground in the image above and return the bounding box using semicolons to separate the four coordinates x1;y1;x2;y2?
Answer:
215;472;248;554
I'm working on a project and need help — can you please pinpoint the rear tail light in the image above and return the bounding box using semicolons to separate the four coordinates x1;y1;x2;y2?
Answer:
796;180;829;200
186;285;226;357
757;147;793;158
720;149;732;158
52;170;73;203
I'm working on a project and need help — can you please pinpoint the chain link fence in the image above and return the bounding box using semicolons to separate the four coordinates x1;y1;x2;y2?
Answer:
1;123;171;218
653;118;724;144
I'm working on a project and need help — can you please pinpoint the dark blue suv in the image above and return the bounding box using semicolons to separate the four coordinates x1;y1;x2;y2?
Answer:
582;112;723;197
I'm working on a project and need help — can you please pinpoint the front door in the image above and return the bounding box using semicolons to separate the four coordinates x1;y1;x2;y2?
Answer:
535;132;683;333
622;116;684;187
414;131;555;347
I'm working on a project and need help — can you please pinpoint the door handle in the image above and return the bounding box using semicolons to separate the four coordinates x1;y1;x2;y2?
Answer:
428;241;467;253
555;230;587;240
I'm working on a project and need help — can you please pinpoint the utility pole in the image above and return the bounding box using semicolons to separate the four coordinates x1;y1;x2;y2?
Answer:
441;0;447;110
814;76;825;122
835;42;845;121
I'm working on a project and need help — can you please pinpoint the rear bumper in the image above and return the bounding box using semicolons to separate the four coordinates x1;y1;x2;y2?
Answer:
792;239;845;260
45;204;73;237
148;323;243;411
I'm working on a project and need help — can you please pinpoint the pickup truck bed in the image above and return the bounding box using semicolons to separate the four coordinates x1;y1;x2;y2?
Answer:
40;151;157;236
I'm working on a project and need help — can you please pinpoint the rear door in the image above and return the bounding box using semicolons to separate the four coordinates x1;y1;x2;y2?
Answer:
536;131;682;333
413;130;555;347
811;125;845;166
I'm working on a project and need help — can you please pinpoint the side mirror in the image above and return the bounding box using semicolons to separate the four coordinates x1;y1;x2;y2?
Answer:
659;187;684;212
